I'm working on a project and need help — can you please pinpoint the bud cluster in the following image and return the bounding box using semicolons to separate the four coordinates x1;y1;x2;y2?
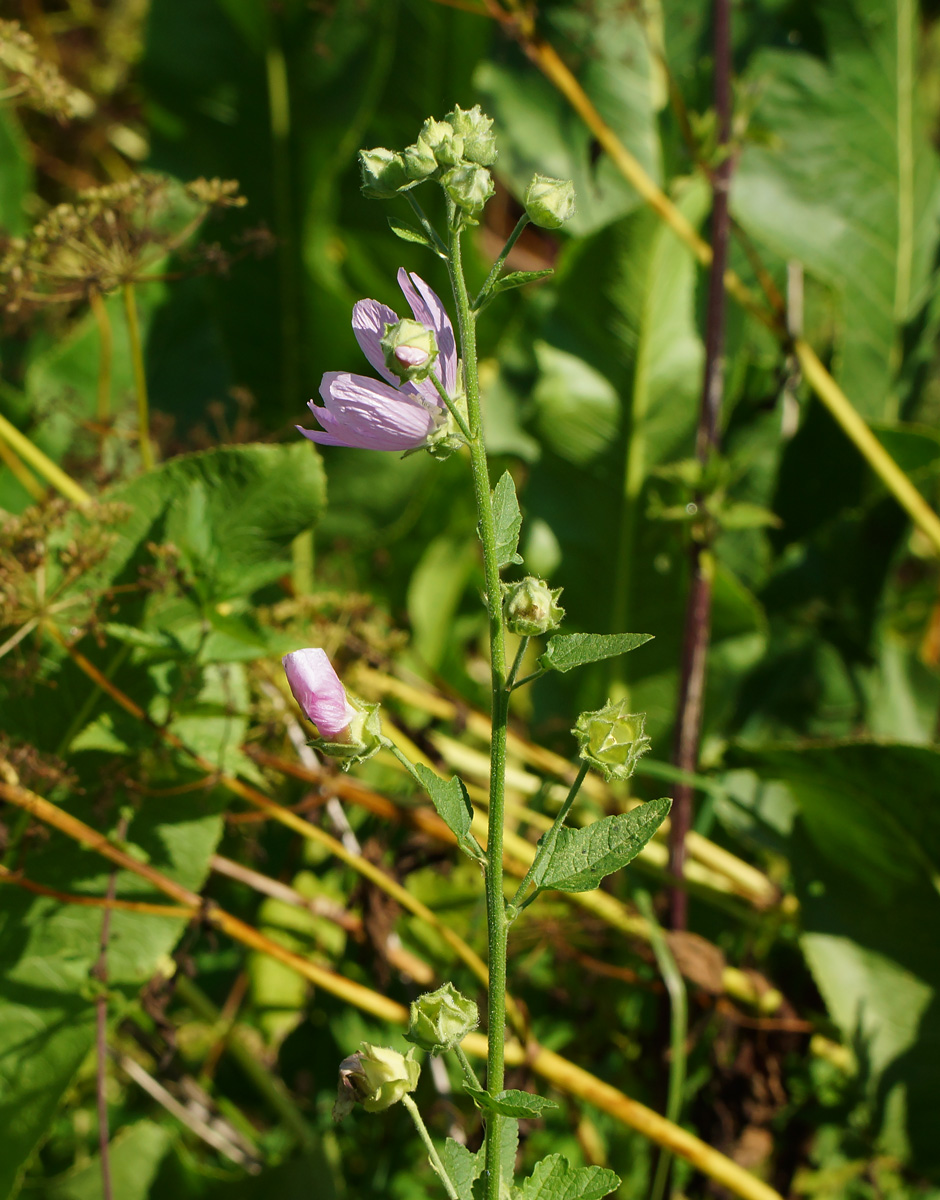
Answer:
360;105;497;224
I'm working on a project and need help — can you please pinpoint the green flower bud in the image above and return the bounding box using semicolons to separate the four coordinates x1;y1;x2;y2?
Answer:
524;173;576;229
441;163;495;216
572;701;650;782
359;147;411;199
418;116;465;167
332;1043;420;1121
503;577;565;637
311;698;384;770
405;982;479;1055
380;318;439;382
446;104;498;166
402;135;439;182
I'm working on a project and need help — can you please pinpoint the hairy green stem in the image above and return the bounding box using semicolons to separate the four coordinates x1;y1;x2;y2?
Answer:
448;221;509;1200
454;1043;483;1091
402;1095;460;1200
123;282;153;471
509;760;589;912
429;369;473;441
505;636;530;691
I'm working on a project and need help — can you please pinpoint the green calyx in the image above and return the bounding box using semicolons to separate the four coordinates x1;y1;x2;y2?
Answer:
573;701;650;781
503;576;565;637
405;982;479;1055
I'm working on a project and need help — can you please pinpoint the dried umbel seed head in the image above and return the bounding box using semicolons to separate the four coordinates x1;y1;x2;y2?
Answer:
503;577;565;637
572;701;650;782
332;1044;420;1121
406;982;479;1055
524;174;576;230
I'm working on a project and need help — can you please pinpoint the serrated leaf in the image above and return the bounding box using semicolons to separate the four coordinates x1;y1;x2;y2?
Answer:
489;471;524;569
413;764;484;862
465;1087;559;1118
471;1118;519;1200
533;798;671;895
518;1154;621;1200
442;1138;483;1200
538;631;653;674
488;269;554;300
388;215;442;254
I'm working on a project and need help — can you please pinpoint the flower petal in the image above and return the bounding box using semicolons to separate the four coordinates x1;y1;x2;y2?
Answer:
282;647;357;738
352;298;401;386
301;372;437;451
397;268;458;394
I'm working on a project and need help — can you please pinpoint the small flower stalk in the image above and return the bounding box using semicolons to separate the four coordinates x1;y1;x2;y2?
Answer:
503;577;565;637
573;701;651;781
282;648;382;767
332;1044;420;1121
406;983;479;1056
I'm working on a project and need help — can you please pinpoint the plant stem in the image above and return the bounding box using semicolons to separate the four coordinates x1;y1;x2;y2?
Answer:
0;411;91;506
636;892;687;1200
509;760;589;911
89;288;113;428
668;0;733;931
505;636;530;691
473;212;530;308
447;223;509;1200
123;282;153;471
454;1043;483;1091
429;369;473;440
402;1095;460;1200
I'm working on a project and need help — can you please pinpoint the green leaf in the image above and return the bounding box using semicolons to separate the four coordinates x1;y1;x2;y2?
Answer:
442;1138;483;1200
387;216;444;255
0;791;225;1200
733;0;940;420
465;1087;559;1118
533;798;671;895
471;1118;519;1200
486;269;554;301
413;764;484;863
531;342;620;467
732;741;940;1171
42;1121;171;1200
489;471;524;569
518;1153;621;1200
538;631;653;674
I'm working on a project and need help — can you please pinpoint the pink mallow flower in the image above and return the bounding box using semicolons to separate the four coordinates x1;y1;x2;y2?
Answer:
298;268;458;451
282;648;357;740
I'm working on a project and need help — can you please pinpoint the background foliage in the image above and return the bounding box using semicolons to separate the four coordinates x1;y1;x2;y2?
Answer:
2;1;940;1198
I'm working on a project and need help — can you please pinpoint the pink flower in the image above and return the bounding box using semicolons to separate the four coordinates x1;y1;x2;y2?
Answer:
282;648;357;739
298;268;458;451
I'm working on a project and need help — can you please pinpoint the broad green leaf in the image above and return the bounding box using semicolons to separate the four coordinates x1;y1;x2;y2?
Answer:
733;0;940;420
733;741;940;1170
531;342;620;467
442;1138;483;1200
538;631;653;674
490;471;524;569
476;9;660;236
41;1120;171;1200
533;798;671;895
407;533;480;670
465;1087;559;1118
518;1153;621;1200
413;764;484;863
0;790;224;1200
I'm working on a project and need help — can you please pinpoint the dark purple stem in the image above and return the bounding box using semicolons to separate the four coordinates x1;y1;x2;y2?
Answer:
93;816;128;1200
668;0;734;930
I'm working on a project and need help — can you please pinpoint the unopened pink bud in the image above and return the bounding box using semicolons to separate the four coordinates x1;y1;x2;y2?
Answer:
282;648;357;740
395;344;430;368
